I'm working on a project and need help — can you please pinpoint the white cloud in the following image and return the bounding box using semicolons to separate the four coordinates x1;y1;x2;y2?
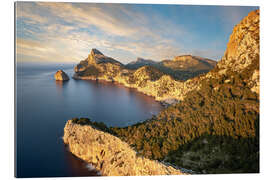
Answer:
16;2;227;63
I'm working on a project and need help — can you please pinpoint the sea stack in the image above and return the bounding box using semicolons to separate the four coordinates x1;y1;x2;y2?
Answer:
54;70;69;81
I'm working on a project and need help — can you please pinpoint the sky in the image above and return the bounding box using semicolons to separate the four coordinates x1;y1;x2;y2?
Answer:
15;2;258;64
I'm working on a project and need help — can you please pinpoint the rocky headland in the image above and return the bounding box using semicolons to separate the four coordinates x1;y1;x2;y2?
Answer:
73;50;216;104
63;119;185;176
54;70;69;81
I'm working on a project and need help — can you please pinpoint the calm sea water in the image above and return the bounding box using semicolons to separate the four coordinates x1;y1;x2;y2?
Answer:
15;63;163;177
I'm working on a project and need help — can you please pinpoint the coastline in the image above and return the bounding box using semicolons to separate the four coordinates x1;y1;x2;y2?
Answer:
73;73;188;107
63;120;187;176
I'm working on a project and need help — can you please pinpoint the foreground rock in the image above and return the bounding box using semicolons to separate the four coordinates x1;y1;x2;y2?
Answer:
63;120;185;176
54;70;69;81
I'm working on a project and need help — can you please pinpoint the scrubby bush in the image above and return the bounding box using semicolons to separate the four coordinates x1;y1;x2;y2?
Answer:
72;117;91;125
111;65;259;173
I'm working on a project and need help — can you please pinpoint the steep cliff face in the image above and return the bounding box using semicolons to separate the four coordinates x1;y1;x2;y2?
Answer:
216;9;260;94
63;120;185;176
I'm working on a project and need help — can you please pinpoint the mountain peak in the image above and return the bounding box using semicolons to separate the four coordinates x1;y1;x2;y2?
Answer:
218;9;259;71
91;48;104;56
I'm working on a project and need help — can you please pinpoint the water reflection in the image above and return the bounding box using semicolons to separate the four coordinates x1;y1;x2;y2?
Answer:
85;80;163;116
55;80;68;90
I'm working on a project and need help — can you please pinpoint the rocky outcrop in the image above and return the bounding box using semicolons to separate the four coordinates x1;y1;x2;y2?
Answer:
218;10;259;72
213;9;260;94
54;70;69;81
63;120;185;176
74;48;123;74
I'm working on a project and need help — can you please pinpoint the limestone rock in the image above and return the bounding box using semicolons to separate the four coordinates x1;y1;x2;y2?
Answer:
63;120;186;176
216;9;260;94
218;10;259;72
54;70;69;81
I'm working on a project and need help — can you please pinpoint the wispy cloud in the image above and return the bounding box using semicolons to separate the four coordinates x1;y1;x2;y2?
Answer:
16;2;258;63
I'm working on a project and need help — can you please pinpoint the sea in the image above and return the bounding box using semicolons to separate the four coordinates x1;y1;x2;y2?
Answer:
15;62;163;177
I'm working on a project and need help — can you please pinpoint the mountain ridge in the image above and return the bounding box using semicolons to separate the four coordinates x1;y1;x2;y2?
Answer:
73;49;217;104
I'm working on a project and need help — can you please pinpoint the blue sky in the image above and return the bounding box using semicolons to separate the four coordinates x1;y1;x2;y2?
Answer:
16;2;258;64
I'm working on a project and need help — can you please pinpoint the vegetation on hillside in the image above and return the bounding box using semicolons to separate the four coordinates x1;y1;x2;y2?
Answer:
72;117;114;134
110;60;259;173
125;57;216;81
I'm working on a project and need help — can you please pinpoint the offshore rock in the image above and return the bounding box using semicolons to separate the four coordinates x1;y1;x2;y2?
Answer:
54;70;69;81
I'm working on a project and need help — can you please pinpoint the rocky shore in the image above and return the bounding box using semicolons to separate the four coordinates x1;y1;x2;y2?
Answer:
63;120;186;176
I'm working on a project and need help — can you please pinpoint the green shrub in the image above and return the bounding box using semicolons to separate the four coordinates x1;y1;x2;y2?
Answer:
72;117;91;125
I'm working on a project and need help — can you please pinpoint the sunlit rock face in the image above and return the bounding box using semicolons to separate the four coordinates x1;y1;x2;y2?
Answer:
63;120;185;176
219;10;259;71
216;9;260;94
54;70;69;81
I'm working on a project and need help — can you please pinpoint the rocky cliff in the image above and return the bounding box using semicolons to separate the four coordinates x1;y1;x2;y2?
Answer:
63;120;185;176
216;9;260;94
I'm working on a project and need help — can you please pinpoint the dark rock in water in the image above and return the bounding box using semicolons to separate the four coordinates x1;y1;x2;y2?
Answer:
54;70;69;81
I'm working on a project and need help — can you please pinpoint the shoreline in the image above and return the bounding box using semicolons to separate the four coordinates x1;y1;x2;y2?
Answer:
72;74;179;108
63;120;187;176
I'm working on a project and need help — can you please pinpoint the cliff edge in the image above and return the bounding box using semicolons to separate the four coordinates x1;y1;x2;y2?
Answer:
63;120;185;176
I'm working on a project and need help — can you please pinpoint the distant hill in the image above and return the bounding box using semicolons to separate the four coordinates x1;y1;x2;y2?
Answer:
125;56;217;80
162;55;216;72
125;57;158;69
